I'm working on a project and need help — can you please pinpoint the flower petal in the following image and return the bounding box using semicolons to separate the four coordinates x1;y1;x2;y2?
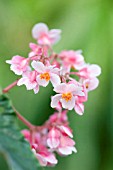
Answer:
53;83;67;93
61;96;75;110
89;64;101;77
51;94;62;108
36;75;49;87
50;73;61;87
31;61;45;73
74;103;84;115
88;78;99;91
32;23;49;39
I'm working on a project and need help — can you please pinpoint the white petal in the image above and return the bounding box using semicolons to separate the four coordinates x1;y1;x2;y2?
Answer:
17;77;27;86
50;73;61;87
89;64;101;77
74;103;84;115
36;154;47;166
33;85;39;94
26;81;37;90
51;94;61;108
6;60;12;64
47;138;60;149
67;84;82;93
53;83;67;93
32;23;49;39
46;154;58;164
10;65;23;75
31;61;45;73
36;75;49;87
49;29;62;44
61;96;75;110
58;146;73;155
88;78;99;91
59;126;73;138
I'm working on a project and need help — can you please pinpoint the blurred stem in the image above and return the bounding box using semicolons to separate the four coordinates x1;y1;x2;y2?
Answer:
13;106;35;130
2;80;19;93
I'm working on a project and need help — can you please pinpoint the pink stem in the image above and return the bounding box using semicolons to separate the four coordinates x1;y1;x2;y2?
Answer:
2;80;19;93
13;107;35;130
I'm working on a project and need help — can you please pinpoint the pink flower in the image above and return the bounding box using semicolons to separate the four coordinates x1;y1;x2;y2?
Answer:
29;43;48;59
32;23;61;46
76;64;101;79
80;78;99;92
22;129;58;167
59;50;84;71
57;135;77;156
17;70;39;94
31;61;61;87
47;127;61;149
68;80;87;115
51;83;84;110
6;55;29;75
36;148;58;167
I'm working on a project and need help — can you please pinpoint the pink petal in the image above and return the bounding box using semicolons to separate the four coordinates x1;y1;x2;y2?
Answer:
51;94;61;108
31;61;45;73
58;146;73;155
33;85;39;94
74;103;84;115
50;73;61;87
10;65;23;75
88;78;99;91
32;23;48;39
59;126;73;138
89;64;101;77
47;138;60;149
46;154;58;164
17;77;28;86
49;29;61;44
53;83;67;93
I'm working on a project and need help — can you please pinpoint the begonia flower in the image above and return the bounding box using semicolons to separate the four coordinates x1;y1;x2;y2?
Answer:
6;55;30;75
59;50;84;71
51;83;84;110
17;70;39;94
31;61;61;87
32;23;61;46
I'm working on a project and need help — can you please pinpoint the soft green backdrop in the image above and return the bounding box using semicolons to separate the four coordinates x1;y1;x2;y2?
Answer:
0;0;113;170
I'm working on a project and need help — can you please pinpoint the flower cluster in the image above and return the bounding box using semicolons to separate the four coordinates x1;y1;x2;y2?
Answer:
22;109;76;166
6;23;101;166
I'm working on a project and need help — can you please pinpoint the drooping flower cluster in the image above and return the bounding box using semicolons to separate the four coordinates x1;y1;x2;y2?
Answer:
22;109;76;166
6;23;101;166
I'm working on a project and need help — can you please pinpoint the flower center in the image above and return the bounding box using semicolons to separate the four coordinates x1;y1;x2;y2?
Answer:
62;92;72;102
85;83;89;89
40;72;50;81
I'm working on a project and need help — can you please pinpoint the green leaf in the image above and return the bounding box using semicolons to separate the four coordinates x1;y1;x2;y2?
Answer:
0;94;41;170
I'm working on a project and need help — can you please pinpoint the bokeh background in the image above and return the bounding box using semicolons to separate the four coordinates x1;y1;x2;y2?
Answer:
0;0;113;170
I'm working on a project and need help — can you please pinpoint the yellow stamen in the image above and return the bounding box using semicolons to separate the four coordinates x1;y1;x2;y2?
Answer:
62;93;72;102
40;72;50;81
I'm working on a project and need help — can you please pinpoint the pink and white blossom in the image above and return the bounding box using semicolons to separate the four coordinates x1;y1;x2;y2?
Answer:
6;55;30;75
51;83;84;110
29;43;48;59
31;61;61;87
17;70;39;94
32;23;61;46
57;135;77;156
76;64;101;79
59;50;85;71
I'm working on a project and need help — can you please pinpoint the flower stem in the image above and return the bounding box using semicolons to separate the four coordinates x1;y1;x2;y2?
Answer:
2;80;19;93
13;106;35;130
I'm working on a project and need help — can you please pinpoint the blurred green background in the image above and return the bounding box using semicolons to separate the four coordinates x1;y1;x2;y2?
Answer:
0;0;113;170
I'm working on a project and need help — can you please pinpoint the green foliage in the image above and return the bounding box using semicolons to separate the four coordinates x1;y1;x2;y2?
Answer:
0;94;40;170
